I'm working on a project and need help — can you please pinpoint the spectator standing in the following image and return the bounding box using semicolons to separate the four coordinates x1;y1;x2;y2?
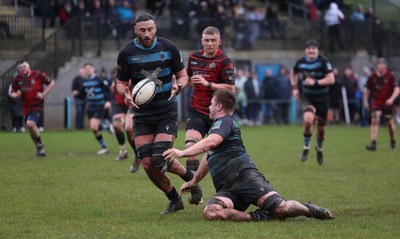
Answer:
329;67;342;124
275;66;292;124
341;67;359;123
10;60;55;157
324;2;345;52
71;68;86;129
235;69;248;120
265;2;283;39
118;0;135;38
364;58;399;151
262;69;278;124
245;71;262;126
349;4;366;53
233;11;248;50
59;0;75;25
247;6;264;49
8;83;24;132
365;6;383;57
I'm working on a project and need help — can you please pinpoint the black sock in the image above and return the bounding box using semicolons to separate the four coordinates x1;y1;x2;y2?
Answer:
165;187;180;203
371;140;377;146
180;168;194;182
36;136;43;146
116;131;125;145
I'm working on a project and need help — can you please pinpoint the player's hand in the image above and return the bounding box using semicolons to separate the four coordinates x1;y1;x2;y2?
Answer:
163;148;184;160
104;101;111;109
190;75;206;86
36;92;44;100
304;77;315;86
11;90;22;99
292;89;300;100
364;101;370;111
385;98;394;106
181;181;195;195
168;84;179;101
123;88;139;109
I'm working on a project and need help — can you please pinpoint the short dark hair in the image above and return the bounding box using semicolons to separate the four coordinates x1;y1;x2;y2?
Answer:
16;59;29;66
83;63;93;67
376;57;387;65
135;13;155;25
305;39;318;48
213;90;235;113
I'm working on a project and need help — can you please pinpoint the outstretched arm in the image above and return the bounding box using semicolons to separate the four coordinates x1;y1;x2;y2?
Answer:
181;154;209;193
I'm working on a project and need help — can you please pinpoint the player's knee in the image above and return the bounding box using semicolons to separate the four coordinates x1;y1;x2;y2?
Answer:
262;193;284;217
26;120;36;129
112;118;124;131
151;141;173;170
185;137;199;149
137;143;152;160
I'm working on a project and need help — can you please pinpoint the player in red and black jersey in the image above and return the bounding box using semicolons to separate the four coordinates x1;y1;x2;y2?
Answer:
364;58;400;151
185;26;235;205
10;60;55;157
110;68;139;172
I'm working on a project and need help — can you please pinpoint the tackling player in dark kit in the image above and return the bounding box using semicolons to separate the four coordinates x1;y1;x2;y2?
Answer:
185;26;235;205
163;90;334;222
10;60;55;157
290;39;335;165
115;13;199;214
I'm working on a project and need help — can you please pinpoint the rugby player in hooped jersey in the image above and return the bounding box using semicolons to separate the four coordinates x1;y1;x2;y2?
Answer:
10;60;55;157
290;39;335;165
184;26;235;205
115;13;198;214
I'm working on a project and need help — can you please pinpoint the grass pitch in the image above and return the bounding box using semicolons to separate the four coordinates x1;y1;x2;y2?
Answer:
0;125;399;238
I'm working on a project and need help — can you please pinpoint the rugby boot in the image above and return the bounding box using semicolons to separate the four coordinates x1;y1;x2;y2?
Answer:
304;202;334;220
315;146;323;165
188;184;203;205
300;147;309;162
161;196;184;214
36;144;46;157
97;148;109;155
365;141;377;151
115;149;128;161
390;140;396;152
249;209;275;221
130;157;139;173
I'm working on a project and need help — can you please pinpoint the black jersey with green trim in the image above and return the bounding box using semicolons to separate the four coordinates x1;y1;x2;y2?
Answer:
117;37;185;117
293;55;333;97
206;115;257;192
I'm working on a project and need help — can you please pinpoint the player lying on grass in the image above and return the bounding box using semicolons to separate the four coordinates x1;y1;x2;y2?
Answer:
163;90;334;222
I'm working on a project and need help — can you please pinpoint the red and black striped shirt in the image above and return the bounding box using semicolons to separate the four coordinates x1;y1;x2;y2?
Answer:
11;70;51;116
187;49;235;116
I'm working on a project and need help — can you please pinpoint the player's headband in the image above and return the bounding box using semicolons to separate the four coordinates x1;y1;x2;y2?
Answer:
17;61;30;68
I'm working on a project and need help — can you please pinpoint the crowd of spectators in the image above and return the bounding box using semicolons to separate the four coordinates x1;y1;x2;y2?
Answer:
233;64;400;127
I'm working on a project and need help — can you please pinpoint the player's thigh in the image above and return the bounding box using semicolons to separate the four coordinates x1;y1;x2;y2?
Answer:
125;112;134;132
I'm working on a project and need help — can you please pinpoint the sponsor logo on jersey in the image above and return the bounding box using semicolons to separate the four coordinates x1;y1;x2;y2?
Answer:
209;62;216;69
211;120;222;130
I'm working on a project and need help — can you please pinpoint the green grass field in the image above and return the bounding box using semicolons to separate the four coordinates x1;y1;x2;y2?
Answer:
1;125;399;238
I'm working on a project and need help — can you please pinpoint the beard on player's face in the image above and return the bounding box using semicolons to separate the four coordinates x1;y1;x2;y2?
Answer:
138;35;154;47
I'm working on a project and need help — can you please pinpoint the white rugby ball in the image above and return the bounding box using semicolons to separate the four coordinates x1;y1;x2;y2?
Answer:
131;78;156;106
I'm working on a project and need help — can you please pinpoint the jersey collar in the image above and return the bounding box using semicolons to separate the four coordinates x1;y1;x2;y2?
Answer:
133;37;158;50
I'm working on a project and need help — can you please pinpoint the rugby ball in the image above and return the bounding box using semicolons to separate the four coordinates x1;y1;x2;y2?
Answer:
131;78;156;106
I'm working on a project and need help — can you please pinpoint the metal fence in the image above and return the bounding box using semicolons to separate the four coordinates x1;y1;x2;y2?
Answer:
1;14;400;129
